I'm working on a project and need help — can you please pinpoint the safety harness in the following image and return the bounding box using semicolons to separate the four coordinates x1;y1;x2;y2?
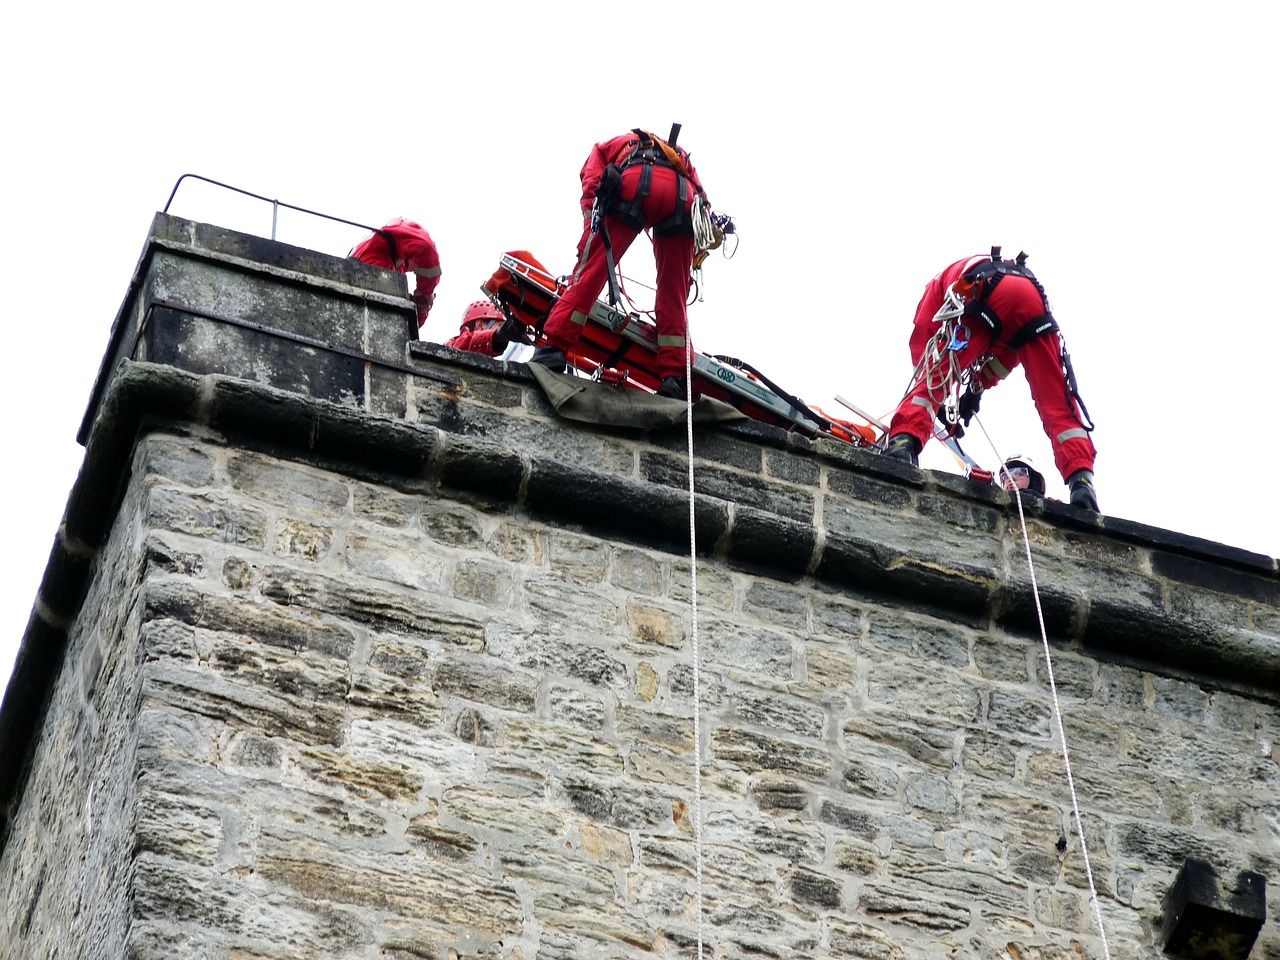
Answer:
603;127;703;237
956;247;1094;432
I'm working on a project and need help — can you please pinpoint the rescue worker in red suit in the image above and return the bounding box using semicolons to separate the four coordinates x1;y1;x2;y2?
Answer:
350;218;441;328
446;300;521;358
529;130;707;399
883;251;1099;511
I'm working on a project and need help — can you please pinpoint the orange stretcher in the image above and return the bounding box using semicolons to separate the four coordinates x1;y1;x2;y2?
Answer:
482;251;879;447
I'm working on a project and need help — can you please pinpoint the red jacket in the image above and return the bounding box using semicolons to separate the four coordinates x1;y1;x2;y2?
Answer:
446;320;504;357
577;132;707;218
351;219;441;326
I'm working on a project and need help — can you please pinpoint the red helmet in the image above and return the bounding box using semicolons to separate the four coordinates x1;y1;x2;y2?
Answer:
462;300;503;326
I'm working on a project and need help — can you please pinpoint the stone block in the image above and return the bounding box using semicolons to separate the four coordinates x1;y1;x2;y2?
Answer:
1160;858;1266;960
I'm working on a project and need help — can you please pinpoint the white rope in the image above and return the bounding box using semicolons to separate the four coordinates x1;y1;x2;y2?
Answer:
974;418;1112;960
682;331;706;959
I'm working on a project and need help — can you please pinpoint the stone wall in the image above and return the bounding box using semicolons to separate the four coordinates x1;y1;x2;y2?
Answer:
2;217;1277;959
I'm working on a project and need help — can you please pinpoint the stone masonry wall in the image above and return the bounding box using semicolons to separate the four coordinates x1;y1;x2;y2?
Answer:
1;458;154;957
4;404;1276;958
3;216;1277;959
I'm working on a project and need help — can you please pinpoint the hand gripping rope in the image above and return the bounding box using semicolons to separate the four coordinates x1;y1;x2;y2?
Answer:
973;415;1112;960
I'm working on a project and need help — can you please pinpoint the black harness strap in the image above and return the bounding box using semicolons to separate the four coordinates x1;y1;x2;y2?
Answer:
1007;314;1059;352
375;229;400;267
965;247;1095;434
607;130;695;236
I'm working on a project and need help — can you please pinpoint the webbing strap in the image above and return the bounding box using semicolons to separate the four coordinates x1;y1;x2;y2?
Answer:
1007;314;1059;352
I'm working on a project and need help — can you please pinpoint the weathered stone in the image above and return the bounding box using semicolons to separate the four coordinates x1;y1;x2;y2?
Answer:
226;451;351;514
138;433;218;488
611;547;665;596
729;686;828;739
712;727;832;781
258;566;485;649
143;536;206;579
635;661;659;702
834;839;885;877
616;706;694;753
496;718;625;776
430;657;539;713
857;881;972;932
546;685;606;729
274;517;334;562
344;530;447;591
827;918;904;959
789;866;844;909
296;746;424;802
255;835;521;937
146;487;268;548
625;603;685;649
441;784;564;837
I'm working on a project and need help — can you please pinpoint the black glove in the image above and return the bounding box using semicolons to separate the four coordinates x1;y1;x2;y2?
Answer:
935;404;964;438
958;385;982;424
492;317;524;352
597;164;623;204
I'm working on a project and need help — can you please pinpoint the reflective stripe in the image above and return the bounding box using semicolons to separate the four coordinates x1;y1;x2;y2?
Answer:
1057;428;1090;443
985;356;1011;380
569;309;590;328
413;265;442;279
911;396;936;415
657;335;686;348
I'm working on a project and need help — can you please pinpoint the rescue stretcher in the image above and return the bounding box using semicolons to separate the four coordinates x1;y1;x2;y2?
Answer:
483;252;879;447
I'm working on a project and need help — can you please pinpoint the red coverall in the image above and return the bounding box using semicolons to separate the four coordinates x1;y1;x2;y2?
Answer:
888;255;1096;482
541;132;707;379
351;219;441;327
446;319;504;357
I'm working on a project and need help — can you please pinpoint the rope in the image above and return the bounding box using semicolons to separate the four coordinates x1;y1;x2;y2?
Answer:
973;417;1112;960
682;331;706;959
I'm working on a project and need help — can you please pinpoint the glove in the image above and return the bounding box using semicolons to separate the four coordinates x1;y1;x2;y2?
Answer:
410;289;433;326
958;385;982;424
935;403;964;439
596;163;623;204
492;317;524;352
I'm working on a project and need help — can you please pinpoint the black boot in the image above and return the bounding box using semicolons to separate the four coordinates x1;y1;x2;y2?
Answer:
1067;469;1099;512
529;345;568;373
883;433;921;467
656;376;688;400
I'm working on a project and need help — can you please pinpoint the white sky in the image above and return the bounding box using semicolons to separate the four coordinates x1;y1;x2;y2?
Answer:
2;2;1277;692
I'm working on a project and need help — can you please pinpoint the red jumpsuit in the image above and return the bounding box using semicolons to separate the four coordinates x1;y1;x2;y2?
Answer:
351;219;441;327
888;256;1096;482
446;319;504;357
541;132;707;379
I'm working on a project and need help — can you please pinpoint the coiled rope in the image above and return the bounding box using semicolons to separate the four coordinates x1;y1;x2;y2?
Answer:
973;416;1112;960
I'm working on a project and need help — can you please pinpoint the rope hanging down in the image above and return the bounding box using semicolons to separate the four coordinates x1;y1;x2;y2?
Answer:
973;417;1112;960
681;327;707;960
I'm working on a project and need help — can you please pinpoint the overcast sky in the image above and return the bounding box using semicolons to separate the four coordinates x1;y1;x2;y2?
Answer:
2;3;1276;693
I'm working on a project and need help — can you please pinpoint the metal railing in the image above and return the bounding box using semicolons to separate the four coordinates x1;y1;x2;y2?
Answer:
163;173;381;244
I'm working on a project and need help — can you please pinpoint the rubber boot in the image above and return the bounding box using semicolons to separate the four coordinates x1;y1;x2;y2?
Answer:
1067;469;1099;512
883;433;922;467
